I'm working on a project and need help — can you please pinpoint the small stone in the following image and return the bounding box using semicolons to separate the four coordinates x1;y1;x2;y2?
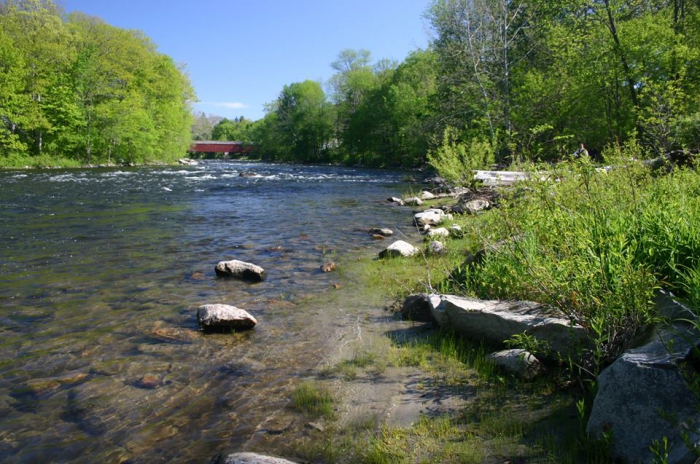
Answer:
134;374;161;389
320;262;336;272
428;241;447;254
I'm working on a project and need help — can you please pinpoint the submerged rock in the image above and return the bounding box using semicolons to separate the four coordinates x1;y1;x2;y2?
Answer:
320;262;336;273
223;452;297;464
198;304;257;332
215;260;266;281
369;227;393;237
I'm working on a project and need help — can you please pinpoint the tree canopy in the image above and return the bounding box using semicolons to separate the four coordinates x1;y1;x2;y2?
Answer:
253;1;700;167
0;0;195;166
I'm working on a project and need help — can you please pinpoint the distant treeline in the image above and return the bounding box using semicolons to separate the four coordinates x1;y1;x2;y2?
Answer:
0;0;194;167
210;0;700;168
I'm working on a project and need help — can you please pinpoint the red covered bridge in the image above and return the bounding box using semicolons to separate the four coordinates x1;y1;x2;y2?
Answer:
189;141;256;157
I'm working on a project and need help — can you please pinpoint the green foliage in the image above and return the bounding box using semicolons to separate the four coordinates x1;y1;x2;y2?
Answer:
449;147;700;374
427;127;495;186
0;0;195;166
211;116;254;143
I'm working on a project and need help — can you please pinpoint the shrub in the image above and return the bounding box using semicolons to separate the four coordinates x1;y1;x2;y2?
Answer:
427;127;495;187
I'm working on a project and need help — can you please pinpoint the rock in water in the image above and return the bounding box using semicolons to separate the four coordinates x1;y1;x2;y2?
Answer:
320;262;336;272
198;304;257;331
215;260;266;281
223;452;298;464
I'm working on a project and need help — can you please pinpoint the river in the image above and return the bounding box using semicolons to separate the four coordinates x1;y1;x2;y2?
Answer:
0;161;422;463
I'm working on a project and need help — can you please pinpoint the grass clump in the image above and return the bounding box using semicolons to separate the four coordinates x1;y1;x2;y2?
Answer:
290;382;335;420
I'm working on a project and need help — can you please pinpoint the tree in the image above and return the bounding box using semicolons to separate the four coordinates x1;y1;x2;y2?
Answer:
191;112;223;140
428;0;535;159
211;116;254;142
261;80;334;162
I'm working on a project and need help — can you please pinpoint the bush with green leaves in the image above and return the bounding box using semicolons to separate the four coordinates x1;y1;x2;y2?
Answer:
427;126;495;187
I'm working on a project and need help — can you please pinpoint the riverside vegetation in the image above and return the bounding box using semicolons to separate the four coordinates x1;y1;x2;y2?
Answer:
283;142;700;463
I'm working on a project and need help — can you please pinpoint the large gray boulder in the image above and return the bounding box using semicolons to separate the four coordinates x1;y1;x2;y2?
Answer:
379;240;419;258
198;304;257;331
215;260;266;281
586;310;700;463
223;452;297;464
428;294;589;359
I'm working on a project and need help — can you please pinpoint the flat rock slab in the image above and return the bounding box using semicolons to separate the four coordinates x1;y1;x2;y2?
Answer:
223;453;297;464
429;294;590;359
215;260;266;281
198;304;257;332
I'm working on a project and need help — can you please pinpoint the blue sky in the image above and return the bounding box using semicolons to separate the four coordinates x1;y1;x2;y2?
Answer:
61;0;433;122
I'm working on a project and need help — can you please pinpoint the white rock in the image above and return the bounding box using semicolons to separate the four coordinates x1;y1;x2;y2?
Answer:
379;240;420;258
197;304;257;331
215;260;266;281
426;227;450;238
403;196;424;206
224;452;297;464
414;209;446;226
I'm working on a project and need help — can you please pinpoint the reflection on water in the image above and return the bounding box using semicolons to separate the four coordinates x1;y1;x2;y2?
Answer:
0;161;418;463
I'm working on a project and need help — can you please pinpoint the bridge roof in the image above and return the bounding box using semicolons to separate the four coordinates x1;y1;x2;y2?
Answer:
190;141;245;153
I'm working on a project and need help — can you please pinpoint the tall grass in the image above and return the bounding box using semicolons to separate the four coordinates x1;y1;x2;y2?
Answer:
447;142;700;374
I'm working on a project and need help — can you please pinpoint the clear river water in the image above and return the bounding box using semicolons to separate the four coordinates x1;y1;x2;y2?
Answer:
0;161;422;463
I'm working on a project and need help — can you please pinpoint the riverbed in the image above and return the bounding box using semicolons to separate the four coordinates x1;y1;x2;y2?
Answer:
0;161;423;463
